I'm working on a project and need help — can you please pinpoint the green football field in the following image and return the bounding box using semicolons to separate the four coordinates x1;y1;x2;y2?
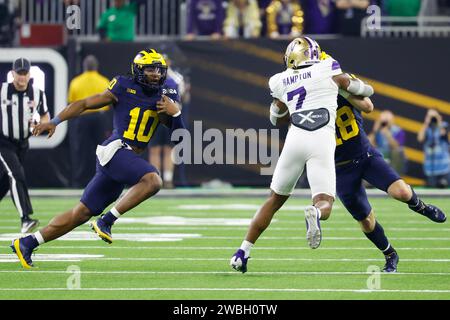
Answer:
0;194;449;300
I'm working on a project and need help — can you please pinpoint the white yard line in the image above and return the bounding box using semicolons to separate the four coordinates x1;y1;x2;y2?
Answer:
1;270;449;276
0;235;449;242
1;226;449;232
90;257;450;262
0;287;449;293
0;219;437;225
2;245;448;250
188;236;450;241
2;257;449;263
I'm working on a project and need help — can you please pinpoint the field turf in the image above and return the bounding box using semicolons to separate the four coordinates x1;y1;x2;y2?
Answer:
0;195;449;300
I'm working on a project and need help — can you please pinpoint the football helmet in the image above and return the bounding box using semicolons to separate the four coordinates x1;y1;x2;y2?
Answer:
284;37;321;69
131;48;167;91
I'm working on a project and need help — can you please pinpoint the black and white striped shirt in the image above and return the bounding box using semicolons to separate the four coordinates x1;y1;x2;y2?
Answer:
0;81;49;141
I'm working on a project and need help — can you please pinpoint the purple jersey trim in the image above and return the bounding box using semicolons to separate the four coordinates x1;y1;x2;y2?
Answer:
332;60;341;70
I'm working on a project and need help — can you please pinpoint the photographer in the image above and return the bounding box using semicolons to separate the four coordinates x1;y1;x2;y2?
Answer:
418;109;449;188
369;110;407;175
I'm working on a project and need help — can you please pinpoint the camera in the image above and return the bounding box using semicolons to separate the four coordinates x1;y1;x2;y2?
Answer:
430;116;438;125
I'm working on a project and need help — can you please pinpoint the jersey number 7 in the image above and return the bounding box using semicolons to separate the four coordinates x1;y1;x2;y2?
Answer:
287;86;307;110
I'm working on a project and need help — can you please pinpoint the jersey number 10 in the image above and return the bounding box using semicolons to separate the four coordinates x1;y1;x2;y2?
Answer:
123;107;159;143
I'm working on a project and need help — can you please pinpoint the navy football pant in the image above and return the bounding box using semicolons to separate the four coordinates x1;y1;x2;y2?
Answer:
336;147;401;221
81;147;158;216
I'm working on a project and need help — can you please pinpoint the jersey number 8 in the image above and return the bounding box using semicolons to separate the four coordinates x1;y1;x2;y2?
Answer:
336;105;359;146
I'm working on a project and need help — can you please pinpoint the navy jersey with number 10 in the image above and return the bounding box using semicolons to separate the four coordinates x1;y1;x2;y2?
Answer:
334;94;371;163
106;75;179;150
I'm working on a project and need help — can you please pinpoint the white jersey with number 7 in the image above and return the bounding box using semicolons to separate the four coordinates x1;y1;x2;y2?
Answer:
268;57;342;132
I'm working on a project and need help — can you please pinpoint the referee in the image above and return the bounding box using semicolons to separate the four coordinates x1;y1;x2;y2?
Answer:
0;58;50;233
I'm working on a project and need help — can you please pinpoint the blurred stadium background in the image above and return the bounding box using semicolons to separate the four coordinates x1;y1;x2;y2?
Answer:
0;0;448;188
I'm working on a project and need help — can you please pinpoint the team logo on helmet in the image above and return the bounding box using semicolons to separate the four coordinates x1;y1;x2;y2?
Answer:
284;37;322;69
131;49;168;91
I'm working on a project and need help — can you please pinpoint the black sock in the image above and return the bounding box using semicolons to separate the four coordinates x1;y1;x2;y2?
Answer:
364;222;394;255
22;235;39;250
101;211;118;225
406;189;426;213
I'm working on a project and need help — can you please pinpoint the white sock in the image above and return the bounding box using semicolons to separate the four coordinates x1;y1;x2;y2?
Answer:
34;231;45;244
110;207;121;218
164;170;173;182
315;207;322;219
240;240;253;258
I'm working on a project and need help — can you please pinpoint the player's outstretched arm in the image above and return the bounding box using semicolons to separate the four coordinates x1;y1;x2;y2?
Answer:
340;90;374;113
270;99;290;127
333;74;374;97
32;90;116;138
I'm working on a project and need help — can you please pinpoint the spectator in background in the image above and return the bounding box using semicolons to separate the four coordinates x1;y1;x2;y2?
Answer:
335;0;370;36
148;55;187;189
68;55;111;188
266;0;304;38
300;0;337;34
418;109;449;188
369;110;407;175
186;0;225;40
258;0;273;36
385;0;421;16
0;0;17;46
97;0;145;42
223;0;262;38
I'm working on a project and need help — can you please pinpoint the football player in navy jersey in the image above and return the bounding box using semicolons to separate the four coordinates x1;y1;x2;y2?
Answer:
10;49;186;268
335;75;446;273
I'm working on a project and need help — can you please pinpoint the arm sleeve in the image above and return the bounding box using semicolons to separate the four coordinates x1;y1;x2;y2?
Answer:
170;114;186;146
163;81;180;103
268;74;283;100
170;113;186;131
330;59;342;76
38;90;49;116
107;77;123;100
162;113;186;146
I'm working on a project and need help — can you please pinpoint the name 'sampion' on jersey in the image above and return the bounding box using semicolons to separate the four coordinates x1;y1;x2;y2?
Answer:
282;71;312;86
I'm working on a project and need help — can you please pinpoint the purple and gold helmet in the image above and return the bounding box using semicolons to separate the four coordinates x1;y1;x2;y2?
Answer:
284;37;322;69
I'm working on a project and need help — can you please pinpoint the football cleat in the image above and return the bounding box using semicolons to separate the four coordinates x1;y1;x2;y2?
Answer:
10;238;35;269
21;219;40;234
304;205;322;249
383;251;399;273
90;217;113;244
419;204;447;223
230;249;249;273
